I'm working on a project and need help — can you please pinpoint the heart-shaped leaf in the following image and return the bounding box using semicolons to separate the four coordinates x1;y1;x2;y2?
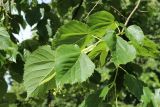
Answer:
24;45;56;97
55;45;95;86
104;31;136;66
124;74;143;100
0;27;18;62
126;25;144;44
87;11;117;37
54;20;90;46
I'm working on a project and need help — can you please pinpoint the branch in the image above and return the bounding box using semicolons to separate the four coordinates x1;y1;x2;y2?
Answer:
121;0;141;33
84;0;101;20
110;6;126;19
9;0;11;13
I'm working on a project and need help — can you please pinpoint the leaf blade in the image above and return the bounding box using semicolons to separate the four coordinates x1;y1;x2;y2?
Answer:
55;45;95;86
24;45;55;98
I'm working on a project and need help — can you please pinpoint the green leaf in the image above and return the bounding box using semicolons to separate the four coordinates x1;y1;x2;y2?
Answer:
88;41;109;66
4;93;17;103
103;30;116;51
0;27;10;38
124;74;143;100
0;27;18;62
112;36;136;65
79;91;101;107
99;85;110;100
55;45;95;86
0;54;5;67
88;41;108;59
104;31;136;66
24;45;56;98
0;78;7;99
54;20;90;46
25;7;41;26
31;77;56;97
100;50;108;67
132;37;159;57
141;87;160;107
87;11;117;37
141;87;154;107
0;104;8;107
126;25;145;44
0;27;13;50
9;56;24;83
57;0;81;16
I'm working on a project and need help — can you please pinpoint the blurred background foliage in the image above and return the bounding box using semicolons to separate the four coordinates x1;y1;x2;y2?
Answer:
0;0;160;107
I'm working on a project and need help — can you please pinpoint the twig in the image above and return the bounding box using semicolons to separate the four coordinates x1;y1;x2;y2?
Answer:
81;40;101;53
121;0;141;33
115;22;121;34
114;83;118;107
46;90;53;107
72;0;84;19
84;0;101;20
110;6;126;19
113;69;118;83
9;0;11;14
119;66;129;74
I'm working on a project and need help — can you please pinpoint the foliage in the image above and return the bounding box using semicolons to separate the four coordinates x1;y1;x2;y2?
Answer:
0;0;160;107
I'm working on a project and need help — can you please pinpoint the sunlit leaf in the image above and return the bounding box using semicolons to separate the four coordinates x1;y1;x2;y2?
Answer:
99;85;110;100
0;27;13;50
0;27;18;62
126;25;144;44
133;37;159;57
54;20;90;46
141;87;154;107
104;31;136;66
24;45;56;97
55;45;95;86
88;41;108;59
87;11;117;37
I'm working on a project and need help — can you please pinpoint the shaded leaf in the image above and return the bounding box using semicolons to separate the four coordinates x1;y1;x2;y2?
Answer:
0;78;7;99
37;19;49;44
57;0;81;16
79;91;101;107
21;39;39;52
89;71;101;84
25;7;41;26
4;93;17;103
10;15;25;34
124;74;143;100
0;54;5;67
9;55;24;83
